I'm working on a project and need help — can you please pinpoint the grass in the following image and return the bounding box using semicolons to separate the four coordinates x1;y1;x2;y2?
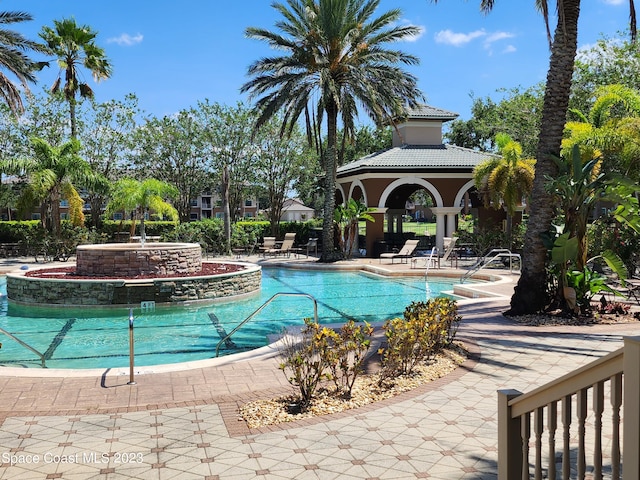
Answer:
359;220;437;236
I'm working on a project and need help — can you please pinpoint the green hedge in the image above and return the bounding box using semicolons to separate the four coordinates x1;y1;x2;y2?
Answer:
0;219;323;255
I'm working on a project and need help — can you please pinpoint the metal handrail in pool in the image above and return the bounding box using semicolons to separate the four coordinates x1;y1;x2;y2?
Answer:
0;326;47;368
214;292;319;357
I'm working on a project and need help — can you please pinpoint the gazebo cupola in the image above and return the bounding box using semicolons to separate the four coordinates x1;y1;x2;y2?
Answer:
392;105;459;147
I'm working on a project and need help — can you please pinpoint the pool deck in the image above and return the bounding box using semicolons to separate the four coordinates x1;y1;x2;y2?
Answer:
0;255;639;479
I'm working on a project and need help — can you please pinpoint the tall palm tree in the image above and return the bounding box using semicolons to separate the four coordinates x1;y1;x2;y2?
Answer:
40;18;112;138
242;0;423;262
473;133;535;244
0;10;49;114
435;0;636;314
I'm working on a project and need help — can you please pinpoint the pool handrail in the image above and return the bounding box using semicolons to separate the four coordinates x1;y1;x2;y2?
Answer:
214;292;319;358
0;326;47;368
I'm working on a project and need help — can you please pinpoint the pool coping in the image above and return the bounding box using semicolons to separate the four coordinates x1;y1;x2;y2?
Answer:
0;260;516;377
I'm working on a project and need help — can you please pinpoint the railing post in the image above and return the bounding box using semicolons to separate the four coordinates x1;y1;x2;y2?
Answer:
127;308;136;385
498;389;523;480
623;336;640;480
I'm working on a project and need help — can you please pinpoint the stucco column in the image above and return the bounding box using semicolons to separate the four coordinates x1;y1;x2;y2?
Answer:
446;212;458;236
431;207;462;253
366;208;387;258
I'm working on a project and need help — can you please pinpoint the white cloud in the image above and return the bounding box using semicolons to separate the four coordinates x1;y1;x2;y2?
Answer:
485;31;515;44
107;33;144;46
602;0;624;5
434;29;486;46
502;44;517;54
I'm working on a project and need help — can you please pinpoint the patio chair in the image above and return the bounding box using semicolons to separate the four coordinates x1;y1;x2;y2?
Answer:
264;232;296;257
259;237;276;257
441;237;458;266
292;238;318;257
379;239;420;264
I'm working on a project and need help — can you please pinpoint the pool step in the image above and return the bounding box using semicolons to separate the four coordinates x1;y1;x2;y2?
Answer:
208;313;237;349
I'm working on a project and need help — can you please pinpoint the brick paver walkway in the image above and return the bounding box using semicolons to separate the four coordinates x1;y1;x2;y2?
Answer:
1;259;638;479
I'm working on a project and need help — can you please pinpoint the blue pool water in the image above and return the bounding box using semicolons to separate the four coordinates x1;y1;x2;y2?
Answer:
0;268;460;369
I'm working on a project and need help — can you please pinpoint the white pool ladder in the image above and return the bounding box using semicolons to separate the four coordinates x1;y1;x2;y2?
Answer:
214;292;319;357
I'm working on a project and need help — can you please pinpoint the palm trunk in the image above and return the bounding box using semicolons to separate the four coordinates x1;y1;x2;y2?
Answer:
507;0;581;315
69;99;77;139
319;101;340;262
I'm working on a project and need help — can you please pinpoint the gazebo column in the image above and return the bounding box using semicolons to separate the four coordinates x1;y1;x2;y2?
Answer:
366;208;387;258
430;207;462;253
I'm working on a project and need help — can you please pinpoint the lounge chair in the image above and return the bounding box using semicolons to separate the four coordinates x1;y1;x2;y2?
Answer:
411;247;439;269
259;237;276;257
265;232;297;257
292;238;318;257
441;237;458;266
380;239;420;264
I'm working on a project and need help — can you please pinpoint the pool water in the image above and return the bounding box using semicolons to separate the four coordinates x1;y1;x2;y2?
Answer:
0;268;459;369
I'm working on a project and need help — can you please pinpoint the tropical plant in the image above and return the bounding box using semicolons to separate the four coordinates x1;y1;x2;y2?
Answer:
546;145;640;272
105;178;178;243
2;137;102;238
40;18;112;138
549;232;628;313
473;133;535;243
242;0;423;262
564;84;640;180
334;198;374;258
0;10;48;114
436;0;637;315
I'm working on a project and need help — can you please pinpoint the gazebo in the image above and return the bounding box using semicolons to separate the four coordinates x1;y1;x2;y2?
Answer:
336;105;500;257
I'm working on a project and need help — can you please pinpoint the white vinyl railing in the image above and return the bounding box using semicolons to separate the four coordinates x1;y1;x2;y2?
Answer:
498;336;640;479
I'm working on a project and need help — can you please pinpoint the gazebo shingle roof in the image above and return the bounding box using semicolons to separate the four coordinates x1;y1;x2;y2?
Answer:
402;105;459;121
337;144;498;176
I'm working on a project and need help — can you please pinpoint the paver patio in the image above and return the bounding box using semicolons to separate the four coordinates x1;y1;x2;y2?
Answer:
0;257;637;479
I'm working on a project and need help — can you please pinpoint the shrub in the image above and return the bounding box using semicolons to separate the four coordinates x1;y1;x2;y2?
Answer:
325;320;374;398
379;299;461;381
278;319;374;406
278;320;333;407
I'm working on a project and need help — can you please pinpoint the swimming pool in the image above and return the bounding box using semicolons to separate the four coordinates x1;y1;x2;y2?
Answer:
0;268;460;369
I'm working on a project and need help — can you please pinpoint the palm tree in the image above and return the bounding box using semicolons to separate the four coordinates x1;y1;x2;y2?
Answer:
105;178;178;244
0;10;49;114
39;18;112;138
242;0;423;262
435;0;636;314
563;84;640;171
3;137;101;237
473;133;535;244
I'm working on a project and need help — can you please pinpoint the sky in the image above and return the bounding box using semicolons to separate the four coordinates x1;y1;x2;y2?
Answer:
9;0;636;123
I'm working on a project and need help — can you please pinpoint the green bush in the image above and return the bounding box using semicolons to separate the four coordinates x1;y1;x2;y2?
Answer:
279;320;333;407
324;320;373;398
379;298;461;381
278;319;374;407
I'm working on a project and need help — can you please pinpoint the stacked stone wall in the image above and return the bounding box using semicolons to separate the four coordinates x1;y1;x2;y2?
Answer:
6;268;261;306
76;243;202;277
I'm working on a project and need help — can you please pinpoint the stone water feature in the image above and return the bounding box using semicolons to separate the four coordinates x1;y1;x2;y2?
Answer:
6;242;261;307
